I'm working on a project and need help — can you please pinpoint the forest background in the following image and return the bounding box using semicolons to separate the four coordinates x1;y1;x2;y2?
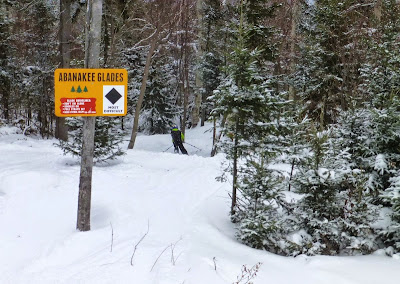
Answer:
2;0;400;257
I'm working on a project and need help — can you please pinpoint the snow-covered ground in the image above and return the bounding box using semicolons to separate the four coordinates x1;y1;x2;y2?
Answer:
0;124;399;284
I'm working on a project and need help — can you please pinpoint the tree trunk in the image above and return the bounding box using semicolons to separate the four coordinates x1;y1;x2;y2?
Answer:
77;116;96;231
127;29;159;149
1;80;10;122
373;0;382;21
210;113;227;157
77;0;103;232
191;0;203;128
288;0;300;101
192;91;202;127
182;55;189;136
231;117;239;216
0;3;10;122
56;0;71;141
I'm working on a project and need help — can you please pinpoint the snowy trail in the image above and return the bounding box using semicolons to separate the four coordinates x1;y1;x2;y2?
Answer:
0;130;231;283
1;127;400;284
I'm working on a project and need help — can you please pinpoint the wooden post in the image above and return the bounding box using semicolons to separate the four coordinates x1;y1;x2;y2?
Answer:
76;0;103;232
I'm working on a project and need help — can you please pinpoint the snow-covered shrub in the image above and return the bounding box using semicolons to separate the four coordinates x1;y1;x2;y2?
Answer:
57;117;126;163
235;153;296;255
291;128;378;255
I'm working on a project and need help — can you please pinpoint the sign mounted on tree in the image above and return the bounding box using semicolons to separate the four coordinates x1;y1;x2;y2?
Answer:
54;69;128;117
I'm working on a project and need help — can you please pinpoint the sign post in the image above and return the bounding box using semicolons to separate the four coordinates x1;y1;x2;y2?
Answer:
54;68;127;231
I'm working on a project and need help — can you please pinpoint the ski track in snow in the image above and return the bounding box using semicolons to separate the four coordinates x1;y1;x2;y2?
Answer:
1;127;400;284
0;128;231;283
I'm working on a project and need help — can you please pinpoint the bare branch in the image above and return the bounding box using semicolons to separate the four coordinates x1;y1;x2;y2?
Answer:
110;222;114;253
130;220;150;266
133;28;158;49
170;237;183;265
150;244;171;272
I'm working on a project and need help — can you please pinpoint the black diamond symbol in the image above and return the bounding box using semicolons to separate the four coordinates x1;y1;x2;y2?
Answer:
105;88;122;105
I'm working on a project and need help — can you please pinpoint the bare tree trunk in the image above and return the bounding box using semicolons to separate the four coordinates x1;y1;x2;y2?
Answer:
56;0;71;141
210;113;227;157
231;118;239;216
373;0;382;21
77;0;103;232
191;0;203;128
192;91;202;127
182;55;189;136
288;0;300;101
320;94;326;131
0;2;10;121
127;30;159;149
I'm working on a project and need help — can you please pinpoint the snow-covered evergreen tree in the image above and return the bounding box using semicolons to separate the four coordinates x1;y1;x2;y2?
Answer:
368;101;400;253
0;0;14;122
294;0;374;128
196;0;225;125
329;104;400;255
121;46;146;117
291;126;378;255
235;125;297;255
359;0;400;107
57;117;126;163
140;55;176;134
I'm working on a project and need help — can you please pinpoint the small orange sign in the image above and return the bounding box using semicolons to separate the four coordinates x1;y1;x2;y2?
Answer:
54;69;128;117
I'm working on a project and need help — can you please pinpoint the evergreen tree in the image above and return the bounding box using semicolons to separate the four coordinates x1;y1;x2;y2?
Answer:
122;46;146;117
0;0;13;122
140;55;176;134
241;0;279;64
210;0;298;254
235;104;298;255
57;117;126;163
381;174;400;253
196;0;224;125
236;152;289;255
353;0;400;254
367;101;400;253
292;127;378;255
359;0;400;107
331;104;400;255
211;41;268;215
17;0;58;137
294;0;374;128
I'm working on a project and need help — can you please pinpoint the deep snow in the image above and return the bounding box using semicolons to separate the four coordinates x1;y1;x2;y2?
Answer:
0;124;399;284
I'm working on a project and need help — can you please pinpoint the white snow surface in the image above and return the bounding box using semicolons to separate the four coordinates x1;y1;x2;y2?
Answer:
0;124;399;284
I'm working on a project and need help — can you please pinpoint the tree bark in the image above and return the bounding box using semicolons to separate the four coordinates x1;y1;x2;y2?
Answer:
373;0;382;21
210;113;227;157
182;54;189;136
127;29;159;149
288;0;300;101
192;91;202;127
77;116;96;231
77;0;103;232
191;0;203;128
231;117;239;216
56;0;71;141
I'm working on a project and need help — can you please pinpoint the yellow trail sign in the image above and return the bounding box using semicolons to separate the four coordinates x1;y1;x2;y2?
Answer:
54;69;128;117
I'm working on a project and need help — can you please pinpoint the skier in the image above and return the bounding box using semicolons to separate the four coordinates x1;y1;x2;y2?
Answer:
171;125;188;155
